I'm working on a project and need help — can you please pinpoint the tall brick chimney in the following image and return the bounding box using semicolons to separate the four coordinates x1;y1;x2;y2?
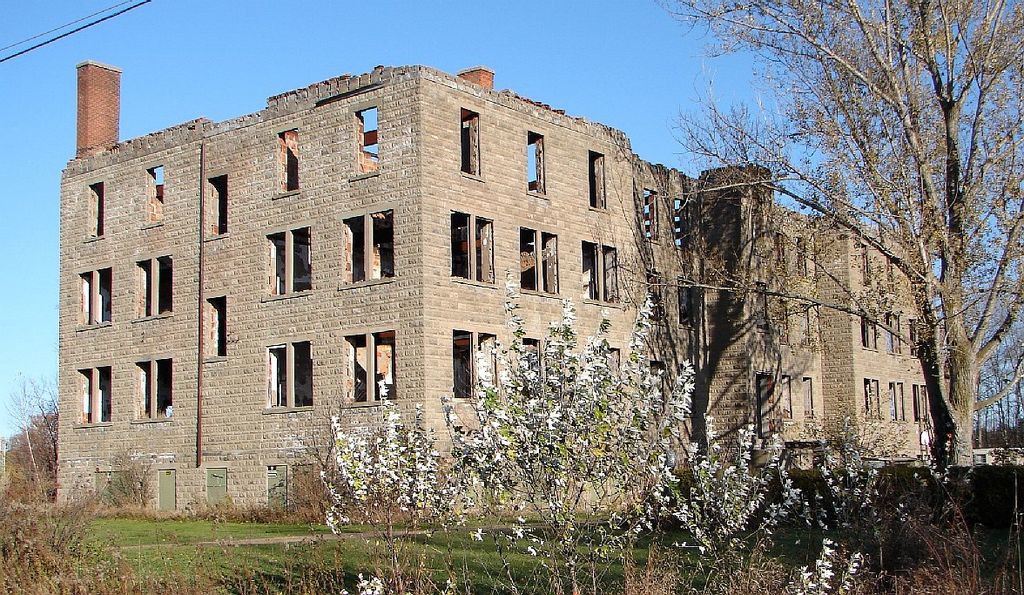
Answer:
76;61;121;157
457;66;494;90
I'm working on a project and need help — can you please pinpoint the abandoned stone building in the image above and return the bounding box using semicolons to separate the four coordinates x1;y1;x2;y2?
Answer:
58;61;931;509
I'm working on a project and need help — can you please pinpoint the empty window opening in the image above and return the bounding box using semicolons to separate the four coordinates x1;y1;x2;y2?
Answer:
803;377;815;418
158;256;173;314
912;384;927;421
527;131;545;194
523;337;542;381
896;382;906;421
89;182;105;237
346;331;396;402
647;271;665;320
602;246;618;302
81;267;112;325
268;227;312;295
781;375;793;419
147;166;165;223
138;358;172;419
860;316;878;349
450;212;494;283
520;228;538;291
138;256;172;317
208;175;228;235
796;237;810;275
475;217;494;283
208;296;227;357
672;197;687;248
755;373;774;438
542;232;558;293
642;188;657;240
755;281;769;329
279;129;300;192
863;378;880;418
678;281;694;326
356;107;379;173
861;244;871;286
267;341;313;408
451;213;470;278
582;242;598;300
452;330;497;399
79;366;112;424
460;109;480;175
581;241;618;302
588;151;605;209
344;211;394;283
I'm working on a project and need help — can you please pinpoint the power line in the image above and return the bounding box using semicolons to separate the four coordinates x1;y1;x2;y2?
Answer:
0;0;152;65
0;1;137;54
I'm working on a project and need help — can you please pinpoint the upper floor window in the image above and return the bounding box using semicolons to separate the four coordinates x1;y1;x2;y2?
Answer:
207;296;227;358
863;377;880;418
81;267;112;325
803;377;815;418
138;358;173;419
527;131;545;194
860;315;878;349
79;366;112;424
460;109;480;175
356;107;379;174
672;197;687;248
268;227;311;295
520;228;558;293
453;330;497;399
268;341;313;408
278;129;300;192
588;151;606;209
581;241;618;302
147;166;164;224
88;182;105;237
345;331;396;402
208;175;228;236
451;212;494;283
642;188;657;240
138;256;173;317
677;280;695;326
344;211;394;283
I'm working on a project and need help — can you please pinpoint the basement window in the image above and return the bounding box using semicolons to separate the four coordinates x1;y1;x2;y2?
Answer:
278;129;300;192
581;241;618;302
207;296;227;357
138;256;173;317
79;366;112;424
588;151;605;209
527;132;545;194
208;175;228;235
345;331;396;402
138;358;172;419
88;182;105;238
267;341;313;408
642;188;657;240
450;212;493;283
147;166;164;224
268;227;312;295
460;109;480;175
344;211;394;283
453;330;497;399
80;267;112;325
355;107;379;173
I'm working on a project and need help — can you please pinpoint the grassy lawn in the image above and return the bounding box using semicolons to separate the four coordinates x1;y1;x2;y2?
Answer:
90;517;334;547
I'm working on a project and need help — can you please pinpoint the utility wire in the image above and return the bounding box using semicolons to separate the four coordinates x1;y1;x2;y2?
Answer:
0;0;152;65
0;1;137;54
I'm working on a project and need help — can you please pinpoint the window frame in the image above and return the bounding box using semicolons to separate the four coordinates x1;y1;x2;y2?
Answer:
266;340;314;409
343;210;395;284
267;227;312;295
137;358;173;420
450;211;494;284
78;366;112;425
345;331;397;403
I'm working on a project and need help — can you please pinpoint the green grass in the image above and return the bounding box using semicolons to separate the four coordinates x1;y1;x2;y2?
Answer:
90;517;333;547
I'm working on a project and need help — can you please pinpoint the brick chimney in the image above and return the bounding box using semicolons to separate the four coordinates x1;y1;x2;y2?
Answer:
76;61;121;157
457;66;494;90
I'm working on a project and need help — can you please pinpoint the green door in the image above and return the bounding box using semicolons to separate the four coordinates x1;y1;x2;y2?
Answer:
158;469;176;511
267;465;287;509
206;468;227;505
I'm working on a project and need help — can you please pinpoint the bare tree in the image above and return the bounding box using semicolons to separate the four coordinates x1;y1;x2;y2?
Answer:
5;375;59;501
666;0;1024;465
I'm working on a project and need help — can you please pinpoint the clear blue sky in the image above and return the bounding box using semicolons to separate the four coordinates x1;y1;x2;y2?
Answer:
0;0;756;436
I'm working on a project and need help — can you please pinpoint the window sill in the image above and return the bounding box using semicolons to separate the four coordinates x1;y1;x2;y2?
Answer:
272;189;302;200
460;172;484;183
582;298;625;310
203;356;228;364
74;422;113;429
522;289;561;301
132;313;174;324
339;400;385;409
451;277;497;290
76;322;112;332
587;206;608;214
83;235;105;244
261;291;312;303
131;418;173;425
204;232;230;243
142;221;165;230
339;278;394;291
526;191;548;201
349;170;381;182
263;406;314;415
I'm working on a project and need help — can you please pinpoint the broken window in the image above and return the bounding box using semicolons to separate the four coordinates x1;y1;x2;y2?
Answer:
279;129;300;192
803;377;815;418
138;358;172;419
146;166;164;223
912;384;927;421
452;330;497;399
356;107;379;173
647;271;665;320
642;188;657;240
588;151;605;209
677;280;694;326
860;316;878;349
138;256;173;317
79;366;112;424
796;237;810;275
863;377;880;418
909;319;920;357
523;337;542;381
754;281;769;329
450;212;493;283
888;382;901;421
755;373;774;438
781;375;793;419
207;296;227;358
884;313;900;353
896;381;906;421
519;228;559;293
542;232;558;293
527;131;545;194
208;175;228;236
460;109;480;175
268;227;312;294
861;244;871;286
88;182;105;237
582;241;618;302
344;211;394;283
80;267;112;325
267;341;313;408
672;197;687;248
345;331;396;402
520;228;538;291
